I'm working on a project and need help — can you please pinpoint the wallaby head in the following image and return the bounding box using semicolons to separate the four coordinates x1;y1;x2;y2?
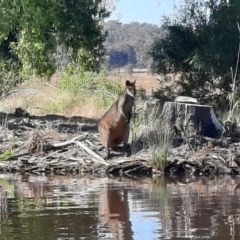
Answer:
125;80;136;98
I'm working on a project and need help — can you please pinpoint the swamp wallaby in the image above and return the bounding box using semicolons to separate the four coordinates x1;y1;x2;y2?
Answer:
98;79;136;159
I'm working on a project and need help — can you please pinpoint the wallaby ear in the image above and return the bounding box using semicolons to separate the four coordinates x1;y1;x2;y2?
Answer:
126;80;131;86
133;79;137;84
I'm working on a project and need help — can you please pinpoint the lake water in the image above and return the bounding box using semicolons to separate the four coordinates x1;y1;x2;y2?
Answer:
0;174;240;240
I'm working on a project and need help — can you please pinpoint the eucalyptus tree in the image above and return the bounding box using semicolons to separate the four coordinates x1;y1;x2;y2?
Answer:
0;0;110;77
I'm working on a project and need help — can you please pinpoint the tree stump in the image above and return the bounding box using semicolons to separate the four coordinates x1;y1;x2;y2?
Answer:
160;101;223;138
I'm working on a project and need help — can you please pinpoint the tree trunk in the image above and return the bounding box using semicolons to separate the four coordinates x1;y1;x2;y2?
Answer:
160;101;223;138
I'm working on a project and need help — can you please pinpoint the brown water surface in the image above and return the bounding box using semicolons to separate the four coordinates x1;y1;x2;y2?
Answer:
0;174;240;240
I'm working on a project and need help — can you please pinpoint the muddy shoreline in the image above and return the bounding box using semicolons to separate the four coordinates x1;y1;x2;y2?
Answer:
0;108;239;177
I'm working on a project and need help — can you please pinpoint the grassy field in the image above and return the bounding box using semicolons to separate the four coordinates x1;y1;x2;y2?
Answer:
106;69;161;95
0;69;173;118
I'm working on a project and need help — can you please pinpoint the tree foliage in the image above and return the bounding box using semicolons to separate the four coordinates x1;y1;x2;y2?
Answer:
150;0;240;109
0;0;110;77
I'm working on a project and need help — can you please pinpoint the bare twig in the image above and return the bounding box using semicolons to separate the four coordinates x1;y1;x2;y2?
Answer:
68;157;86;165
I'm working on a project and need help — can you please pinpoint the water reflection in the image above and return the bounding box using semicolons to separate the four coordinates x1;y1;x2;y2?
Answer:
0;174;240;239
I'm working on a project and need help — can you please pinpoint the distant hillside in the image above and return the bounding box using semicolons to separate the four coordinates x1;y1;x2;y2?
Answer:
104;21;165;71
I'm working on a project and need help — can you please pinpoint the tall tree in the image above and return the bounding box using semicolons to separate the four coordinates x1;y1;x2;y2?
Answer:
150;0;240;109
0;0;110;77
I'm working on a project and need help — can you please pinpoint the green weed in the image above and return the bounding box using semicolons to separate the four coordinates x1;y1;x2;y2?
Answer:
0;149;14;161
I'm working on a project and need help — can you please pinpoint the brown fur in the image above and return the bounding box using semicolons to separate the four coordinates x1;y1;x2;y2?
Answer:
98;80;136;159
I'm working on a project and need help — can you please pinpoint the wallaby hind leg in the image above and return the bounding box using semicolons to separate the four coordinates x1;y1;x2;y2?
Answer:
105;145;110;160
99;125;111;159
123;124;130;156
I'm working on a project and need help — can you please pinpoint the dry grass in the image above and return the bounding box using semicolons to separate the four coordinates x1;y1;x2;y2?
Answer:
107;70;180;97
107;70;161;95
0;69;177;118
0;77;108;118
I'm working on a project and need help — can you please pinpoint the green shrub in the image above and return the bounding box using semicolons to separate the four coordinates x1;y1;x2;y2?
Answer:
59;63;94;93
96;72;122;109
59;65;122;111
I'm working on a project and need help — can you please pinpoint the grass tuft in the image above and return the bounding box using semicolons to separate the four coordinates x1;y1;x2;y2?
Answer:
149;129;172;170
131;103;172;171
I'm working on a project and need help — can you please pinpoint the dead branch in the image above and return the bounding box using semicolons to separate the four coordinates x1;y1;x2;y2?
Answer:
72;140;108;165
52;133;89;147
52;132;108;165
